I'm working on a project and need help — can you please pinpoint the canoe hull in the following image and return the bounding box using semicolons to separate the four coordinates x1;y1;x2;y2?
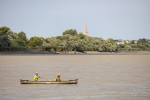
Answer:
20;79;78;84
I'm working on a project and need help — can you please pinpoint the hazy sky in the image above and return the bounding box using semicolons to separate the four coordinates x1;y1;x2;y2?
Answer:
0;0;150;40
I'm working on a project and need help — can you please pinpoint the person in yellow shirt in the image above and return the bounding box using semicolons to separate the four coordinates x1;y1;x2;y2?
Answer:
34;72;43;81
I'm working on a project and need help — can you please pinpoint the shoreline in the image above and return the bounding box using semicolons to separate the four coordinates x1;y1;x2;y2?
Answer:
0;51;150;55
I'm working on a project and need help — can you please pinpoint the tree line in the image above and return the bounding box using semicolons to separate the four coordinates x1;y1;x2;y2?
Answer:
0;26;149;52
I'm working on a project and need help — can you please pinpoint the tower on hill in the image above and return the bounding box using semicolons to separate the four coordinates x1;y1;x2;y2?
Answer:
83;22;88;36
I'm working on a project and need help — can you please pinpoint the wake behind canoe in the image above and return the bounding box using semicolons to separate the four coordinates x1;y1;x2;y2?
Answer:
20;79;78;84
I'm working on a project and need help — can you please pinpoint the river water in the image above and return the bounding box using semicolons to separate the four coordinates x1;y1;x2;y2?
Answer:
0;55;150;100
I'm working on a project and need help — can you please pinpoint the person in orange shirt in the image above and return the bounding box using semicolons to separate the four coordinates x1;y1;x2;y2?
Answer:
56;74;62;82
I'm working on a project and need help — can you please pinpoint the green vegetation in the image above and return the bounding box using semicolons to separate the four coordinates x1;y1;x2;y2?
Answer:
118;38;150;51
0;26;149;53
1;46;27;51
27;36;44;48
0;26;27;51
43;34;118;52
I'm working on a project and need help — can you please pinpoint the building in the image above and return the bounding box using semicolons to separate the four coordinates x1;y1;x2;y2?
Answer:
115;39;124;44
115;41;124;44
83;22;88;36
134;40;138;44
115;40;138;44
125;40;131;43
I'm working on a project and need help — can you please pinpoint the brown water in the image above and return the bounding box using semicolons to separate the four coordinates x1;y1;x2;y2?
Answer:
0;55;150;100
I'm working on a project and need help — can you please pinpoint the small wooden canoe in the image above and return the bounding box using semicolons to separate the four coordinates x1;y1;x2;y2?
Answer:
20;79;78;84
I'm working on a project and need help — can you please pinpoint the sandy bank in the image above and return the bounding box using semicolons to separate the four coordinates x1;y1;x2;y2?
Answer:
0;51;150;55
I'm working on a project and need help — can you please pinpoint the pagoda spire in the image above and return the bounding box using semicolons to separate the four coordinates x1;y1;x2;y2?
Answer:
83;22;88;36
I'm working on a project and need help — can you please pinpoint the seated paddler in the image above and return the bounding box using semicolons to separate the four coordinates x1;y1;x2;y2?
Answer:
34;72;43;81
56;74;62;82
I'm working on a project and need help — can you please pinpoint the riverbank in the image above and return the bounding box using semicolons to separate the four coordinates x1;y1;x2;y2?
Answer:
0;51;150;55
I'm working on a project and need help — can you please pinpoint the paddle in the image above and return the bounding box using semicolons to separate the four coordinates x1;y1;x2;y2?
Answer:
42;76;51;81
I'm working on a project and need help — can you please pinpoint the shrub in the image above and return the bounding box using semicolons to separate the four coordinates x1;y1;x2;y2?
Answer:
1;46;27;51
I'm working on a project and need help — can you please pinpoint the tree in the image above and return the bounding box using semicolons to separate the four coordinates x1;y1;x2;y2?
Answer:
6;30;18;40
0;36;2;50
148;40;150;45
118;44;125;48
107;38;115;44
69;36;79;53
145;43;149;48
0;26;10;35
61;34;81;53
13;38;26;46
0;31;12;48
77;39;86;51
12;31;28;46
56;36;63;41
43;41;52;47
62;29;78;36
124;41;127;46
130;44;138;48
125;45;131;51
102;38;118;52
131;40;135;44
114;39;118;42
1;35;12;47
44;37;64;47
62;34;73;41
27;37;44;47
137;38;147;45
0;28;18;47
98;47;103;52
78;33;85;39
111;44;118;52
18;31;28;42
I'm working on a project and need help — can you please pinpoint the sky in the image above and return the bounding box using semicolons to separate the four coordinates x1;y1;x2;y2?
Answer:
0;0;150;40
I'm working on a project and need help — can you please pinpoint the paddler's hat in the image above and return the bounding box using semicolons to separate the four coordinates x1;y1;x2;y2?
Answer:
58;74;60;76
36;72;38;73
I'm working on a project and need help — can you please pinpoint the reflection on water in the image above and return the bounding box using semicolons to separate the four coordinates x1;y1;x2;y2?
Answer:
0;55;150;100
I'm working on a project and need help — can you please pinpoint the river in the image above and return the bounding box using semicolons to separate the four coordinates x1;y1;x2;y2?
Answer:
0;55;150;100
